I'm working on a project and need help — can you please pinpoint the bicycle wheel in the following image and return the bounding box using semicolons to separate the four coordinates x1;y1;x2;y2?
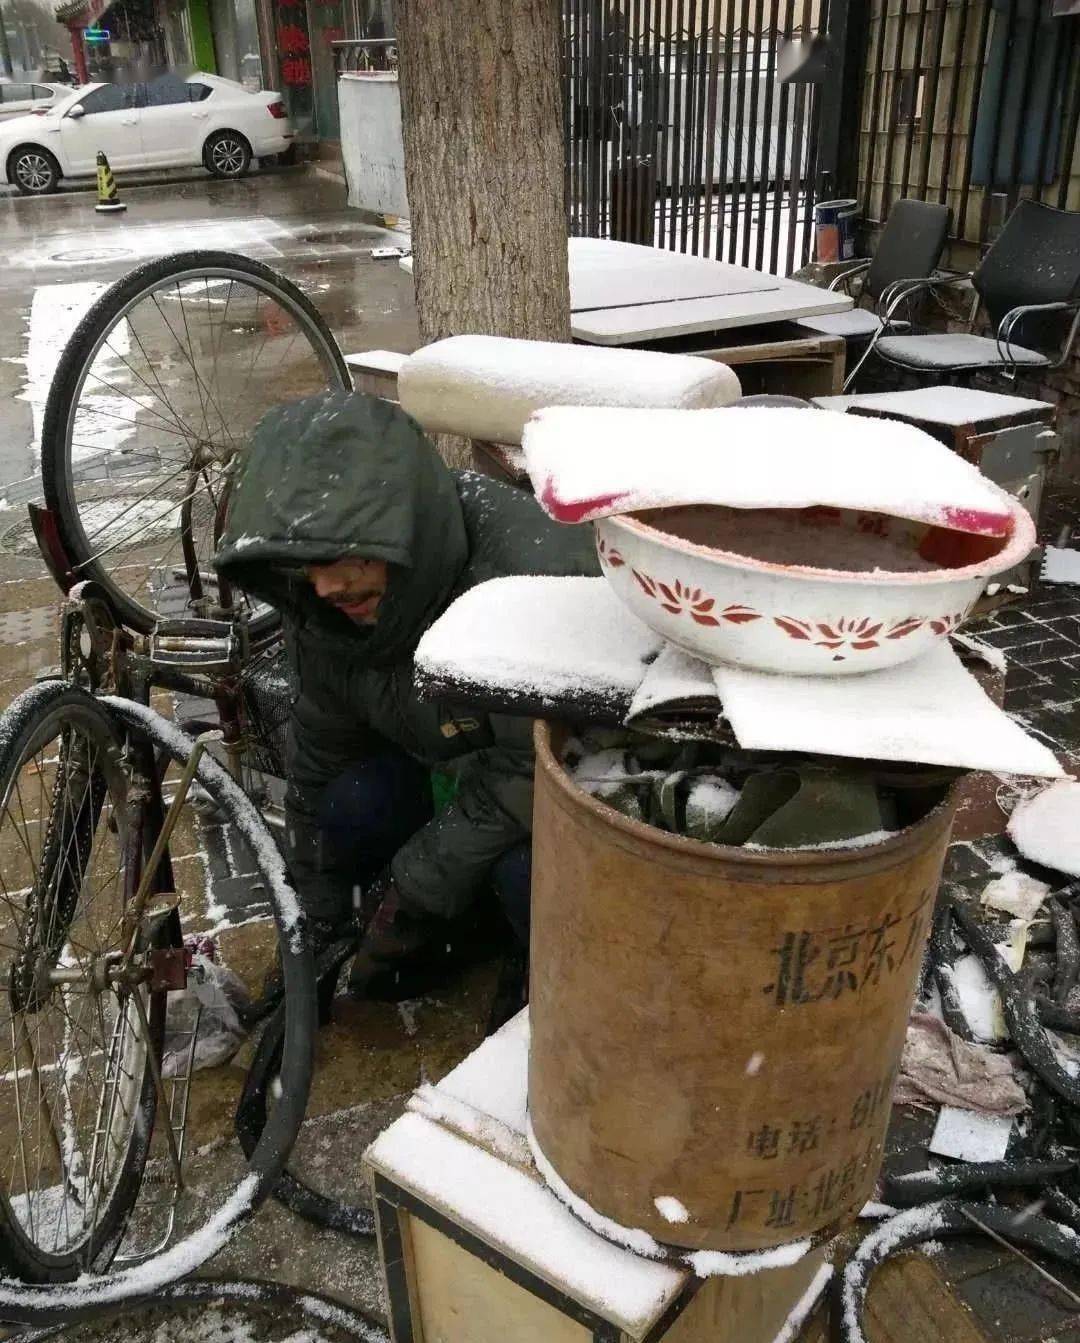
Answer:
0;689;316;1322
0;685;166;1283
42;251;350;636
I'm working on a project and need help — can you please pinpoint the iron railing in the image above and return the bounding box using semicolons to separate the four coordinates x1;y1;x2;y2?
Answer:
562;3;847;275
858;0;1080;246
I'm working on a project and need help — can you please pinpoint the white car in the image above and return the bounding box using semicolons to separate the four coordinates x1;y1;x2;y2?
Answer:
1;71;294;195
0;81;71;123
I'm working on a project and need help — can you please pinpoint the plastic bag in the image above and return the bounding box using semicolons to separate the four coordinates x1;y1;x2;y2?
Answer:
162;944;250;1077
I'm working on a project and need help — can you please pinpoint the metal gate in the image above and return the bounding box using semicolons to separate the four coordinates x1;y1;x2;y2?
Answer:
562;1;850;275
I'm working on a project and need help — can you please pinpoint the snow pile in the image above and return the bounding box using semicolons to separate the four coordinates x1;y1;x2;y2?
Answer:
414;576;662;702
711;642;1063;778
981;871;1050;921
654;1195;690;1224
685;777;739;828
1042;546;1080;586
398;333;741;445
1008;780;1080;877
523;404;1017;536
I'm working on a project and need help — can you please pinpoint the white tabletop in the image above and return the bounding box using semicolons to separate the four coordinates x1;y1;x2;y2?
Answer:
567;237;851;345
400;238;851;345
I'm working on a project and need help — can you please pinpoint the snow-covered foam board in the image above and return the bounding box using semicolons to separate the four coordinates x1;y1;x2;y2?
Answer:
523;405;1016;536
711;641;1063;779
397;333;741;446
414;575;663;706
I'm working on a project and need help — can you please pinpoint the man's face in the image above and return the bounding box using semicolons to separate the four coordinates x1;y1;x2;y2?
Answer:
306;557;389;625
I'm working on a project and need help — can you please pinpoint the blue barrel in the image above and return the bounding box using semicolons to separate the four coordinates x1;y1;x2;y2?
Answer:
815;198;858;263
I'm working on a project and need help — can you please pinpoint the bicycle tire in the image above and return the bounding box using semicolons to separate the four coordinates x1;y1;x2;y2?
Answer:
0;690;317;1322
41;251;351;637
0;685;166;1283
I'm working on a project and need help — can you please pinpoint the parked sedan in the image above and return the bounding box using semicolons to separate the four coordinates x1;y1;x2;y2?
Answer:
1;72;294;195
0;81;70;122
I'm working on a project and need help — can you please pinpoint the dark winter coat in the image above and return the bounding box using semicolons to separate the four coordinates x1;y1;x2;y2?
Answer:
215;391;599;922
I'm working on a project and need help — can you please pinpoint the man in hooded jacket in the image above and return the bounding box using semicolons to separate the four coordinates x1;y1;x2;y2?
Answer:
215;391;598;991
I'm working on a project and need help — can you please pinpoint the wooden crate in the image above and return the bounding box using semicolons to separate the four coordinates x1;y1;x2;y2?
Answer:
364;1013;831;1343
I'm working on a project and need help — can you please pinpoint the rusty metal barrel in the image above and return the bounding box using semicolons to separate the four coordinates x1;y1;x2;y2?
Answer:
528;721;959;1253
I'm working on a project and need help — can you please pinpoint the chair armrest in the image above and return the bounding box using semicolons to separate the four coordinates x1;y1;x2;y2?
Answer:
827;260;871;292
997;300;1080;370
877;270;975;324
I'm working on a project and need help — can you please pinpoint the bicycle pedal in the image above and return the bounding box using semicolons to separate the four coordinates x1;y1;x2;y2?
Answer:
151;618;238;671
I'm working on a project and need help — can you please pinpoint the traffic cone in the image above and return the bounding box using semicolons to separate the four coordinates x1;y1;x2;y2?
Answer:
94;151;126;214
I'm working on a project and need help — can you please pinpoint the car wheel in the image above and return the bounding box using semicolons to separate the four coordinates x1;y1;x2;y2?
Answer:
203;130;252;179
10;146;60;195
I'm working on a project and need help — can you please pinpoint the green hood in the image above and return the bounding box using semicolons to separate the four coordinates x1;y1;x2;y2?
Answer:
215;391;468;665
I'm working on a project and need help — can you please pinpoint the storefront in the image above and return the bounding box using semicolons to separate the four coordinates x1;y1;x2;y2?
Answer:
271;0;389;143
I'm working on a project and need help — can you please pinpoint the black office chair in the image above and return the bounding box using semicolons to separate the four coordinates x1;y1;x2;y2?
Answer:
848;199;1080;389
797;198;952;346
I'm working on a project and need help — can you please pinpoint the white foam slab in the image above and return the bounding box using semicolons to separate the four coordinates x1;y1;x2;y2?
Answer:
398;334;740;446
523;405;1015;536
414;575;662;702
711;642;1062;779
1042;546;1080;586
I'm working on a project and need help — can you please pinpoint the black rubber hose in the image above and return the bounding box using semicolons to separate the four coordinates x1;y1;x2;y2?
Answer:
235;940;377;1239
2;1278;388;1342
835;1202;1080;1343
929;900;975;1042
882;1159;1076;1207
1051;899;1080;1005
948;895;1080;1107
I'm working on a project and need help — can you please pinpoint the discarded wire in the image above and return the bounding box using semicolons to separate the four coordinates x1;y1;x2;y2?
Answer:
882;1159;1076;1208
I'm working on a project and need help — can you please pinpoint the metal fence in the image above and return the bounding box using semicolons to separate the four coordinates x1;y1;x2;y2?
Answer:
858;0;1080;247
562;2;847;275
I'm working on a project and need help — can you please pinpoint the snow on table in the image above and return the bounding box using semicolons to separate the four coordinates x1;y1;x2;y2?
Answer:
398;333;740;446
523;405;1016;536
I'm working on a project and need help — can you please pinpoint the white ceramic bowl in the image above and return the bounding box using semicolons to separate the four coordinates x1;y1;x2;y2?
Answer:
595;499;1035;676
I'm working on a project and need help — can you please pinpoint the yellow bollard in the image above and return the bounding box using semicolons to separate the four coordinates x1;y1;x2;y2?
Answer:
94;151;126;214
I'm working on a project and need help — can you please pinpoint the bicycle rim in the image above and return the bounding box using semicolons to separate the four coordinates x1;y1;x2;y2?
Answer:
42;252;350;636
0;688;317;1322
0;687;159;1280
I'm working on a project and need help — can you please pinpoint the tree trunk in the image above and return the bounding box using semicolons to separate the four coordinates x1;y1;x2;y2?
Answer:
396;0;571;466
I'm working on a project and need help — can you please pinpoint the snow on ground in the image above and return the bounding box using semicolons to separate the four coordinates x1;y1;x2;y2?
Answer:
7;218;291;270
17;280;139;463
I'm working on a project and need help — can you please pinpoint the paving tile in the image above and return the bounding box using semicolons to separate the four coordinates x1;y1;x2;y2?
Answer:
1008;638;1080;668
954;1259;1080;1340
981;624;1056;650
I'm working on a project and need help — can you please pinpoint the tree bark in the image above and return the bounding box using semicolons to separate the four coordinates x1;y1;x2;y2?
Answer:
396;0;571;465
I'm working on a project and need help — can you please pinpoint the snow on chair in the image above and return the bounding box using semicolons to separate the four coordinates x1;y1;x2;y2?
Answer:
397;334;742;484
